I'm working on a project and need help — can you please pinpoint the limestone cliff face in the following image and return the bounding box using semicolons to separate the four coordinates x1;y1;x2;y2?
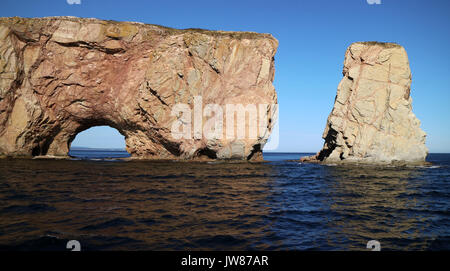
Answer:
302;42;427;164
0;17;278;160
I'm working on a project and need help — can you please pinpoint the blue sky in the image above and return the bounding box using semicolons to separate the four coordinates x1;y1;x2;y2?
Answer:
1;0;449;152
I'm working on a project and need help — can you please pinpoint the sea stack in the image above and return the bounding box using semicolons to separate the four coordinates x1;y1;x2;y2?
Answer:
302;42;428;164
0;17;278;160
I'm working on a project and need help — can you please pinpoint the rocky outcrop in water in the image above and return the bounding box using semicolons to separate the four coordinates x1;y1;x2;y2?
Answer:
0;17;278;160
301;42;428;164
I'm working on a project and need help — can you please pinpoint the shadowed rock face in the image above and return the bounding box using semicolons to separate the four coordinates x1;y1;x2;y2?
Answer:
0;17;278;160
302;42;428;164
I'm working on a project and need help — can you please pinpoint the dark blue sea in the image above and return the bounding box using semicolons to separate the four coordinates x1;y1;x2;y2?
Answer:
0;151;449;251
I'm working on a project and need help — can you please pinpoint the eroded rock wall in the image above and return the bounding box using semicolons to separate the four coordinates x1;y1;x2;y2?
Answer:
0;17;278;160
302;42;427;164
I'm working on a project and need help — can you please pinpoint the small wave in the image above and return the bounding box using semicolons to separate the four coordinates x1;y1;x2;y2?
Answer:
138;218;159;226
79;218;135;231
1;204;56;214
193;235;247;248
404;165;441;169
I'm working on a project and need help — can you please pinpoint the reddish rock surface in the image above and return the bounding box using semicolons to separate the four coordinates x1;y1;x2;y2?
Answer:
0;17;278;160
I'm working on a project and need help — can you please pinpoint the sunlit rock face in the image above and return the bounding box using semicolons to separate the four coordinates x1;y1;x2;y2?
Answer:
0;17;278;160
302;42;428;164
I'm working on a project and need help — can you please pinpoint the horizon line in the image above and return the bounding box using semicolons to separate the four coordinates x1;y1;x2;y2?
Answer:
69;146;449;154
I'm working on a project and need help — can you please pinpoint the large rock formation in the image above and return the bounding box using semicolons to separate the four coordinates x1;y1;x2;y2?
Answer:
302;42;428;164
0;17;278;160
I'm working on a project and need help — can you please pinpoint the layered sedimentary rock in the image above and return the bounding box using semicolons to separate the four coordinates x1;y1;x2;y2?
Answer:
0;17;278;160
302;42;427;164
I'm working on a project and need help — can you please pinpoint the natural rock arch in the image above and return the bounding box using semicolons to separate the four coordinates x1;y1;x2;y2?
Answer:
68;125;128;151
0;17;278;160
65;123;131;156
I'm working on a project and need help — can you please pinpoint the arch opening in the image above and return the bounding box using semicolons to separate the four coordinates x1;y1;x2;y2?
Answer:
68;125;131;159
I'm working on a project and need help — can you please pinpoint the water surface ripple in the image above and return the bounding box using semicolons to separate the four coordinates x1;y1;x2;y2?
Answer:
0;152;448;250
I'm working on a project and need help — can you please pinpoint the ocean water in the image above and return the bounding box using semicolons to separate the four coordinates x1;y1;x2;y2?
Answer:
0;151;449;251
